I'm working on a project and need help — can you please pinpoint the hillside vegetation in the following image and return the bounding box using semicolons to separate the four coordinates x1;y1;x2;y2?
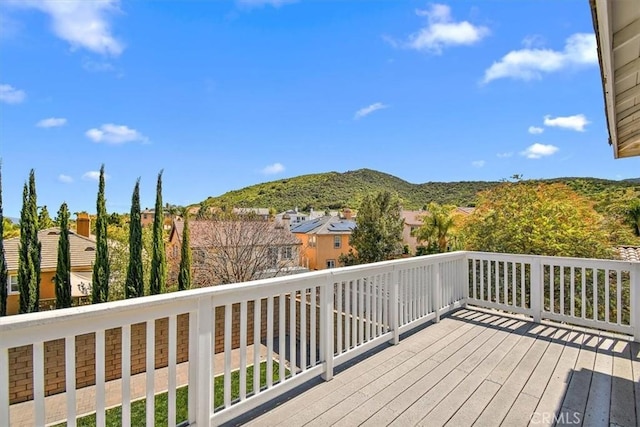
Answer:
200;169;640;212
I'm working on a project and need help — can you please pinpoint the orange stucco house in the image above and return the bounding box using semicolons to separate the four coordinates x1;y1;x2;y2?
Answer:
3;214;95;315
291;215;356;270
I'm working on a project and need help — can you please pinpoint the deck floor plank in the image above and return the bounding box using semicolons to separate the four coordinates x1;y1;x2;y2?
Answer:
240;308;638;427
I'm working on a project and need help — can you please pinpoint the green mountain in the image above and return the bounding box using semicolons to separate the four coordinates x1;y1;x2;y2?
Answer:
200;169;640;212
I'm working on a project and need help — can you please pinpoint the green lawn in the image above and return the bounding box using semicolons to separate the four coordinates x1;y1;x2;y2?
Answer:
54;361;283;427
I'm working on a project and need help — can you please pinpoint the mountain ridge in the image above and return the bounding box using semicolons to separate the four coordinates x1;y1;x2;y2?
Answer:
200;168;640;212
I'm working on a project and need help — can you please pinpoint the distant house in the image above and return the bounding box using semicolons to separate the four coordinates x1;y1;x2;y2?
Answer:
167;219;303;286
291;216;356;270
232;208;271;221
401;210;426;254
275;208;308;228
141;208;173;229
3;214;95;315
617;246;640;262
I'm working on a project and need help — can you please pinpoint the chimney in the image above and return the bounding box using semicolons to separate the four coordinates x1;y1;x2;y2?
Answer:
343;208;352;220
76;213;91;238
282;213;291;230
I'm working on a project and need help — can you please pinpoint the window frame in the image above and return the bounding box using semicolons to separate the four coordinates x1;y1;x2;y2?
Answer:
333;235;342;249
7;275;18;294
326;259;336;269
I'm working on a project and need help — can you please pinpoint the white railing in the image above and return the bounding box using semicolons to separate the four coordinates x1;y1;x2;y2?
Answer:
1;251;638;426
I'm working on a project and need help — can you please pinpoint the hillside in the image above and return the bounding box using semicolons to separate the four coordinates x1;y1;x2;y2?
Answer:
200;169;640;212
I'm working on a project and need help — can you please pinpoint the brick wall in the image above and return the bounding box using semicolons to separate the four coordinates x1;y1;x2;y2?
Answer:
8;299;281;404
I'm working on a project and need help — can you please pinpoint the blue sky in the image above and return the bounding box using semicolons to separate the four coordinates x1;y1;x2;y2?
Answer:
0;0;638;217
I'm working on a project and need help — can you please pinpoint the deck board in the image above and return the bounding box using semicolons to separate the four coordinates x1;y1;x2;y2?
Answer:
241;308;638;427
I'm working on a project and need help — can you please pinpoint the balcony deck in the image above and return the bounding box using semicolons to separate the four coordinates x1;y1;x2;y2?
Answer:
242;307;640;427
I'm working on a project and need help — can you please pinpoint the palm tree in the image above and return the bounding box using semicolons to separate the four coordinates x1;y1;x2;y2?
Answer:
413;203;458;253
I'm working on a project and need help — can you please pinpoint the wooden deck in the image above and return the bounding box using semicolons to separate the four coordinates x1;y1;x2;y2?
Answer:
241;307;640;427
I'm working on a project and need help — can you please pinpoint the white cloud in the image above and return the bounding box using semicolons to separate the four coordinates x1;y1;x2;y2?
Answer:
85;124;148;144
82;58;115;73
236;0;296;7
261;163;285;175
483;33;596;83
37;117;67;128
354;102;388;120
543;114;589;132
58;174;73;183
82;170;109;181
528;126;544;135
0;84;26;104
8;0;124;56
521;143;559;159
471;160;485;168
497;152;513;158
402;4;489;54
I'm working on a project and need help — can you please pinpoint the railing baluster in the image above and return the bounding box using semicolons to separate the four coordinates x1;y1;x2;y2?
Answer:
279;293;286;383
549;265;554;314
65;336;76;427
351;280;357;347
480;259;484;301
336;281;342;355
96;330;106;427
511;262;516;307
301;288;307;371
0;348;8;427
253;298;261;395
266;296;274;388
33;341;45;427
582;267;587;319
605;269;610;323
122;325;131;426
224;303;232;408
617;271;622;325
345;281;351;350
372;275;379;337
487;260;492;302
289;291;297;376
240;301;248;401
593;268;598;321
503;261;508;305
311;286;317;366
521;263;525;308
168;315;177;427
359;278;365;345
145;322;154;426
366;276;372;341
570;267;575;318
560;265;565;316
196;297;213;425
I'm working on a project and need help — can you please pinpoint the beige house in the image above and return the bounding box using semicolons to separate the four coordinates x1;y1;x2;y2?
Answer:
3;214;95;315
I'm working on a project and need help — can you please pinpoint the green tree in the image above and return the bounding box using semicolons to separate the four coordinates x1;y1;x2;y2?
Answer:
18;170;41;313
92;165;110;303
178;214;191;291
3;218;19;239
38;205;54;230
348;191;404;264
54;202;72;309
0;165;8;316
126;179;144;298
462;182;611;258
626;198;640;237
150;170;166;295
413;202;459;253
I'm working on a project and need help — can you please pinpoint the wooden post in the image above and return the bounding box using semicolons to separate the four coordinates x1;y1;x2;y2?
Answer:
390;269;400;345
632;263;640;343
195;296;213;425
530;258;542;323
320;277;334;381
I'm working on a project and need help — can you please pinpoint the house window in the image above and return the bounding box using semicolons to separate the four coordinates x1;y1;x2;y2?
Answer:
267;247;279;267
309;236;316;248
172;245;178;258
326;259;336;269
334;235;341;249
281;246;293;260
7;275;18;294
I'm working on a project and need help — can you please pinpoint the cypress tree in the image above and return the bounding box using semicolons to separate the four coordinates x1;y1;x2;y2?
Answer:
177;213;191;291
0;164;8;316
92;165;110;303
126;179;144;298
18;170;41;313
54;202;72;308
150;170;166;295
